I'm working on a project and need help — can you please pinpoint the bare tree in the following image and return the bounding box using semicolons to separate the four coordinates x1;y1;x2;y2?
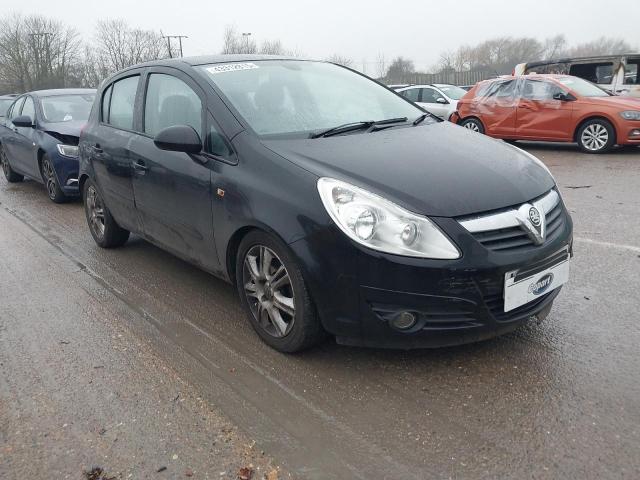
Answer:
326;54;353;68
0;13;81;92
385;56;415;82
260;39;284;55
542;34;568;60
221;26;257;54
375;52;386;79
94;19;166;74
569;37;633;57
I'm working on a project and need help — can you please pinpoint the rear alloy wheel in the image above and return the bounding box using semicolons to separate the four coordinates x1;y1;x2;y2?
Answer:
41;155;67;203
460;118;484;134
0;144;24;183
577;119;615;154
83;179;130;248
236;231;324;352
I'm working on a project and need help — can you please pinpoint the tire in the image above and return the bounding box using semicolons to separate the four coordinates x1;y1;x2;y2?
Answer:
40;154;67;203
460;117;485;134
83;178;130;248
235;230;324;353
577;119;615;154
0;144;24;183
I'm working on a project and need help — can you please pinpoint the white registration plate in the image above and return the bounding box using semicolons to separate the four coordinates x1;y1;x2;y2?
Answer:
503;252;570;312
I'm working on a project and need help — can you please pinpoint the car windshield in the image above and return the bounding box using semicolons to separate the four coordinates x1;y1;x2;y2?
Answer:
436;85;467;100
556;77;609;97
0;98;13;116
41;94;95;123
198;60;425;137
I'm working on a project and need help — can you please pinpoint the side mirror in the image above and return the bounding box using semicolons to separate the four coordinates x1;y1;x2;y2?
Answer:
436;97;448;104
553;92;574;102
12;115;34;127
153;125;202;154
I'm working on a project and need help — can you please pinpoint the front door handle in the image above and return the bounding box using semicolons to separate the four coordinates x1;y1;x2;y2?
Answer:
132;160;148;173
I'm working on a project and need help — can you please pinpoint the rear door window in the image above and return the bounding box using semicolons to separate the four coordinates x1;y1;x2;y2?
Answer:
101;85;112;122
624;59;639;85
569;62;614;84
143;73;203;137
107;75;140;130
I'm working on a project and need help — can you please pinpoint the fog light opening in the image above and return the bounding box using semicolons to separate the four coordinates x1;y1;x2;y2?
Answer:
392;311;417;330
630;129;640;137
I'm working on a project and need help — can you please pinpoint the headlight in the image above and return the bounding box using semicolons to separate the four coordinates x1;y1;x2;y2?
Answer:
620;111;640;120
57;144;79;158
317;178;460;259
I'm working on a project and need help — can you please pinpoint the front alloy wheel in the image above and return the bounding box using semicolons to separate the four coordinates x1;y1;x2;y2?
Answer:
243;245;296;338
41;155;66;203
577;119;615;153
236;231;324;352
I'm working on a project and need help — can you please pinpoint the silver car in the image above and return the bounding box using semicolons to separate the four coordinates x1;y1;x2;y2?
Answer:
396;84;468;120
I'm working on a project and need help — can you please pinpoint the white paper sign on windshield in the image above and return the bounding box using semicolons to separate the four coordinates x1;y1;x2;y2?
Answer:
206;63;259;74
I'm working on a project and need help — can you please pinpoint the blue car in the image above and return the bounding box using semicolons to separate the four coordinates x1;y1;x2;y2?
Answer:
0;89;95;202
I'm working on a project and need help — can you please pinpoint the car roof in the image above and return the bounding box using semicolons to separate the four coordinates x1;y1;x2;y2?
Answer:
397;84;437;90
24;88;96;97
116;54;305;73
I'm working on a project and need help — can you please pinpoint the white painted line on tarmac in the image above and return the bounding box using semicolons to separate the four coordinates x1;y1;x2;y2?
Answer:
574;237;640;253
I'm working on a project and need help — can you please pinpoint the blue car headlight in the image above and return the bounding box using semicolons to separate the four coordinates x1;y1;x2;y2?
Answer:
57;144;79;158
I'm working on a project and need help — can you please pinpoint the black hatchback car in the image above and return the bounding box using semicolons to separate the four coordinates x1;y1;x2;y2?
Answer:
79;55;573;352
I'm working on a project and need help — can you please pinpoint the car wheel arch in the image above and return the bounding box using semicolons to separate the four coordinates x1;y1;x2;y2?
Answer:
574;115;618;144
37;148;47;180
79;173;90;197
225;223;291;285
459;115;484;126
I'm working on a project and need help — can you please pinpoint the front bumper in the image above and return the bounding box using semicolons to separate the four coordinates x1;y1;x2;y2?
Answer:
51;149;80;195
290;202;573;349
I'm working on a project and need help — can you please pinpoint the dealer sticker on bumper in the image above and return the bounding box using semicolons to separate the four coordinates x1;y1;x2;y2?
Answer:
503;250;570;312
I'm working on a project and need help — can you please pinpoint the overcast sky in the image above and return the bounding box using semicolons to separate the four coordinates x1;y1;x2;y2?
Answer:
14;0;640;72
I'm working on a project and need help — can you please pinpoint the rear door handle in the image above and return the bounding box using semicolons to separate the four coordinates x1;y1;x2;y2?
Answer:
132;160;148;172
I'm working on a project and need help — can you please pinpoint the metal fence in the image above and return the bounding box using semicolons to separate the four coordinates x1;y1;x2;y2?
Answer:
386;70;495;87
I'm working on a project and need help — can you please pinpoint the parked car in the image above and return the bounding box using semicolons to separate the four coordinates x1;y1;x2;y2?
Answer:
397;84;468;119
387;84;413;90
0;94;17;119
0;89;96;201
451;74;640;153
514;54;640;97
79;55;572;352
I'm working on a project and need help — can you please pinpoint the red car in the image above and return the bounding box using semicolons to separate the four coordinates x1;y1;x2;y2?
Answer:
450;74;640;153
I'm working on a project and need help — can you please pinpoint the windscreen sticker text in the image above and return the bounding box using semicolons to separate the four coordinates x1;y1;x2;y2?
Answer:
206;63;259;74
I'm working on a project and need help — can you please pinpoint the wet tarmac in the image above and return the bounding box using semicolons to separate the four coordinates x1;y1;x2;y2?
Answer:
1;142;639;479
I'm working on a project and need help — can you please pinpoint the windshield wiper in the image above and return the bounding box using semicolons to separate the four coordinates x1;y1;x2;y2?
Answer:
311;117;408;138
413;113;430;125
